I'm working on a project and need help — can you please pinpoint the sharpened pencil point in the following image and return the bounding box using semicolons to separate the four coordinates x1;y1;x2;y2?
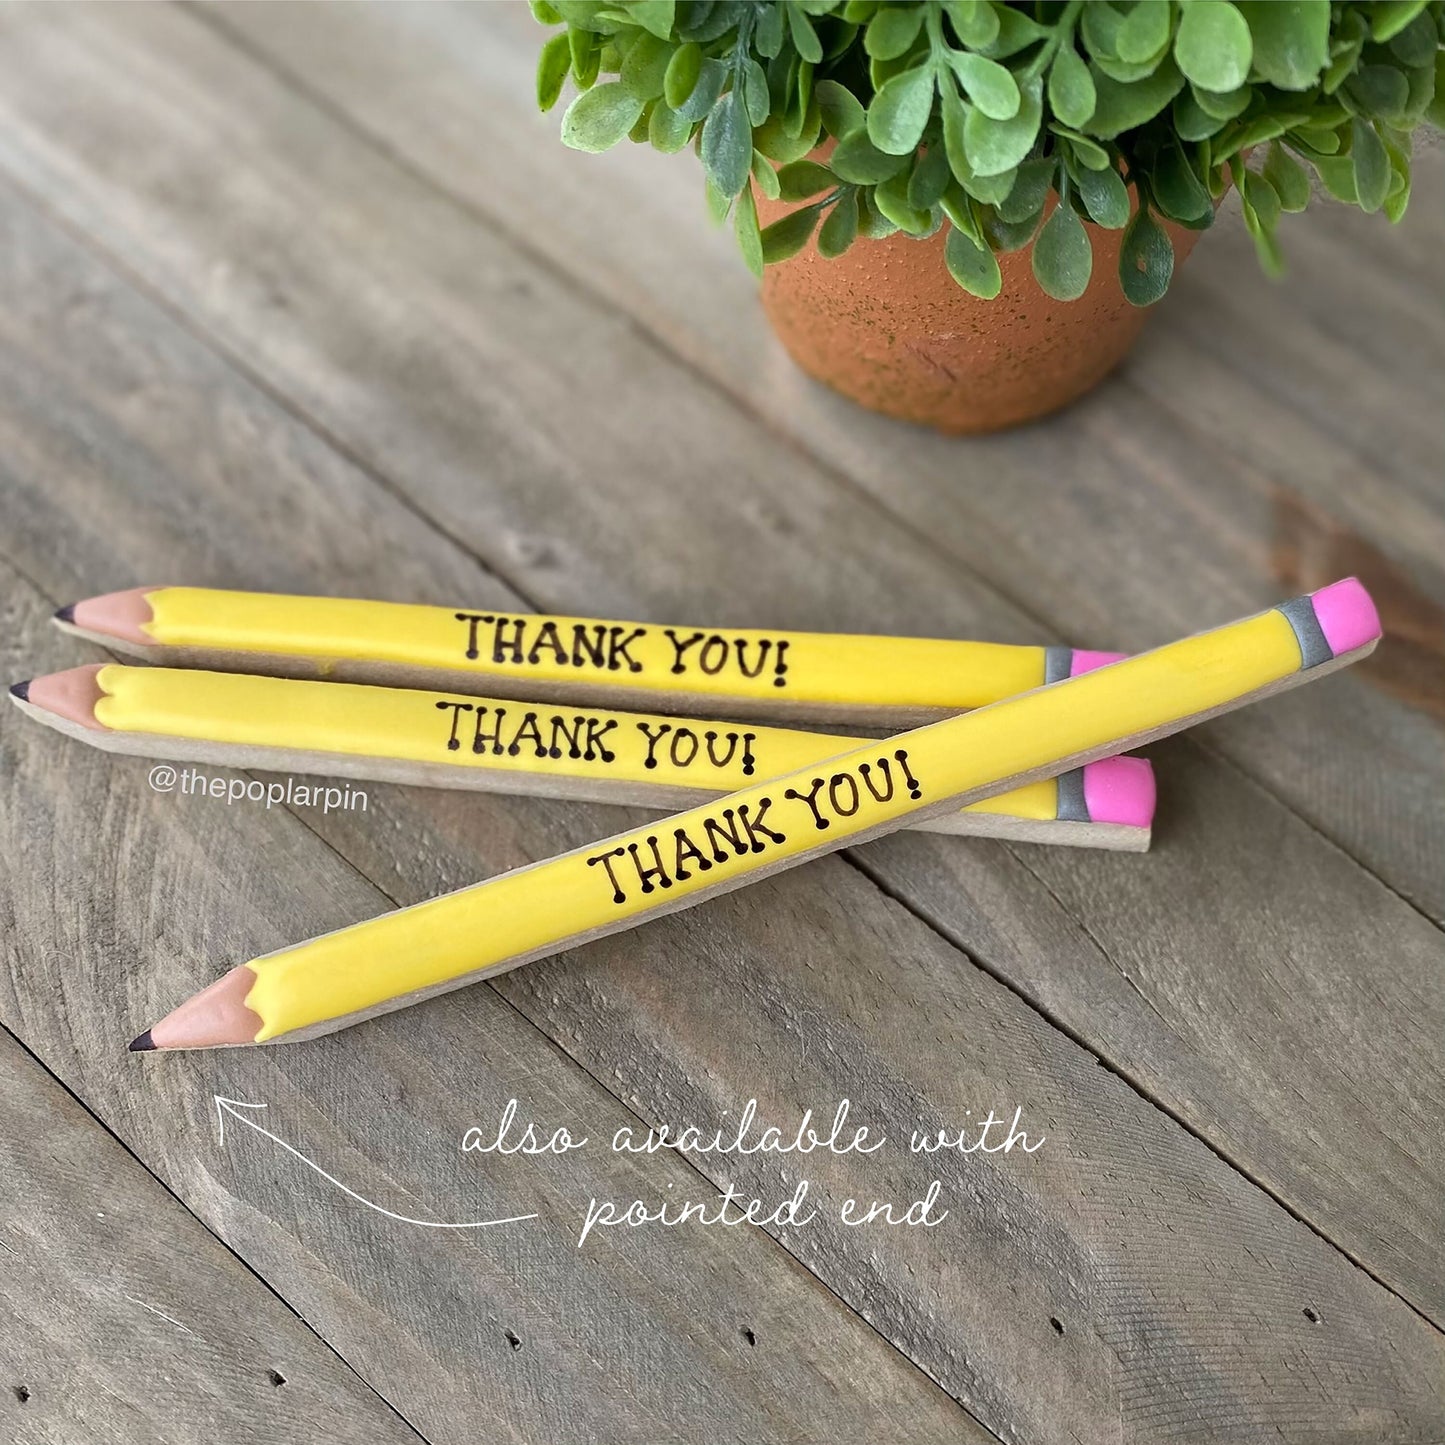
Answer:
9;680;29;702
129;1029;156;1053
54;603;75;624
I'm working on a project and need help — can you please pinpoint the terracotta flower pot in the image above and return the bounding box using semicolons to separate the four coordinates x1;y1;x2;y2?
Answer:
755;158;1207;435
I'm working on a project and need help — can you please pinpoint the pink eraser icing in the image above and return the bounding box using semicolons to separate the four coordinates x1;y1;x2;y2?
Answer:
62;586;157;646
18;664;110;731
1070;649;1127;677
1310;577;1381;657
1082;755;1156;829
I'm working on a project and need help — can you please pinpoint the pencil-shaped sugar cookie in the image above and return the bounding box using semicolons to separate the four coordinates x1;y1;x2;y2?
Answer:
55;586;1123;727
125;580;1379;1051
9;664;1154;851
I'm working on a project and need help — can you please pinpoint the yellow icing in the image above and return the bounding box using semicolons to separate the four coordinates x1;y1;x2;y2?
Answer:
91;665;1058;820
142;587;1047;710
235;607;1299;1041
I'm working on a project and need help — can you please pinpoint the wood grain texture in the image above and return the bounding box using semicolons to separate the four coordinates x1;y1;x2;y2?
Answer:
0;1028;426;1445
0;257;980;1443
6;0;1436;1332
202;0;1445;926
0;4;1441;1441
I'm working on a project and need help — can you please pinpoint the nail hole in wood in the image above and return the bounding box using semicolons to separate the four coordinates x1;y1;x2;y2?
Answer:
741;1327;757;1347
267;1370;286;1387
1303;1307;1320;1324
13;1385;30;1404
504;1329;522;1351
1050;1317;1065;1335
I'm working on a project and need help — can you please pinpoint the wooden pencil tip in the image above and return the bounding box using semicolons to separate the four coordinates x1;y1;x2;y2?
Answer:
129;1029;156;1053
9;680;29;703
53;603;76;624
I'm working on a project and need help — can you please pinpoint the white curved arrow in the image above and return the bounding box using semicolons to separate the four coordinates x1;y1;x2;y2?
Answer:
214;1096;538;1231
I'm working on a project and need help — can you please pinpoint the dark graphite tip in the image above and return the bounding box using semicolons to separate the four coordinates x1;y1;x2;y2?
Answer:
9;680;30;703
128;1029;156;1053
54;604;75;624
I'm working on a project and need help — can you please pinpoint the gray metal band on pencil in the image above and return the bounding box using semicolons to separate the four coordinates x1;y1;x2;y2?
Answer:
1055;767;1090;822
1277;596;1333;670
1043;646;1073;685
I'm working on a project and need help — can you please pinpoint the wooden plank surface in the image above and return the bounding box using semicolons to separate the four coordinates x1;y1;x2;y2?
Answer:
0;234;981;1445
0;1027;427;1445
14;0;1436;1325
0;3;1441;1442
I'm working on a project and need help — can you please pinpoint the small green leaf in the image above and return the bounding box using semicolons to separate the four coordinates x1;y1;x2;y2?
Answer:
751;148;782;200
1172;89;1229;140
1192;82;1252;120
1370;0;1431;43
873;169;932;233
963;74;1042;176
908;144;952;208
816;79;867;138
755;2;786;58
1151;143;1212;221
865;4;924;60
1074;164;1130;228
1351;118;1391;211
1049;46;1097;128
831;129;912;183
943;0;999;50
996;156;1055;222
1237;1;1330;90
561;81;644;152
1175;2;1253;93
529;0;562;22
734;186;764;277
536;32;571;112
1263;143;1311;210
787;5;825;64
1242;168;1282;229
978;7;1049;59
856;187;900;239
1089;59;1185;137
1118;207;1174;305
947;53;1020;120
664;42;702;109
944;225;1003;298
1032;201;1093;301
1389;12;1439;67
963;166;1018;204
868;65;937;155
1346;65;1411;122
1051;126;1112;169
818;189;860;257
676;57;727;121
620;32;671;101
760;205;821;263
743;59;770;126
1116;0;1172;64
702;90;754;198
628;0;675;41
648;99;692;152
569;28;600;89
776;159;838;200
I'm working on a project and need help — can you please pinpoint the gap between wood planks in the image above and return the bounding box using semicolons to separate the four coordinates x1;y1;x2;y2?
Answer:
188;1;1445;947
0;1008;437;1445
0;160;1438;1364
0;556;1002;1444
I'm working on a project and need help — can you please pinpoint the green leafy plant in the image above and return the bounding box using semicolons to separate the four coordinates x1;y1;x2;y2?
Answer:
536;0;1444;304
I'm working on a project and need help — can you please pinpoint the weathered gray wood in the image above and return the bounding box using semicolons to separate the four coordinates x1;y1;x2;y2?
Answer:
12;0;1440;1342
206;0;1445;928
0;1028;427;1445
0;8;1441;1442
0;272;981;1441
